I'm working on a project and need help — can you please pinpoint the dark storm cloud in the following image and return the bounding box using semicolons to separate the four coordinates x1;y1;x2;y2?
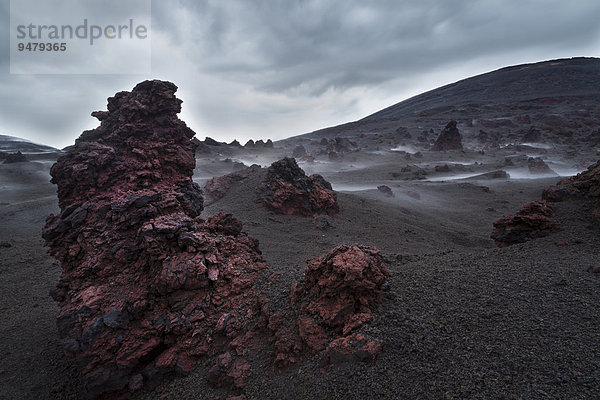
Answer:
153;0;600;94
1;0;599;148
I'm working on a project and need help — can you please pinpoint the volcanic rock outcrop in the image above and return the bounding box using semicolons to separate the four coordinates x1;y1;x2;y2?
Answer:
491;201;556;247
260;157;339;216
299;244;388;335
265;245;388;367
528;157;556;175
492;159;600;247
431;120;463;151
3;150;28;163
543;160;600;221
43;80;268;398
203;158;339;216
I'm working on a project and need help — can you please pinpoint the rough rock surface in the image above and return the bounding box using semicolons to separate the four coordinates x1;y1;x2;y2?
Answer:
543;160;600;220
492;159;600;247
260;157;339;216
528;157;556;175
431;120;463;151
264;245;388;368
301;244;388;335
3;150;28;163
203;157;339;217
491;201;556;247
43;80;268;398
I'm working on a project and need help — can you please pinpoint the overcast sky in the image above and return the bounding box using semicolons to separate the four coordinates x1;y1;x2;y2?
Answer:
1;0;600;149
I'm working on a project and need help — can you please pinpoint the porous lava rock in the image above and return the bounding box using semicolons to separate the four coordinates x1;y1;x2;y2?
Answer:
43;80;268;398
543;160;600;220
492;160;600;246
203;157;339;217
260;157;339;216
491;201;556;247
3;150;28;163
264;245;387;368
301;245;388;335
431;120;463;151
528;157;556;175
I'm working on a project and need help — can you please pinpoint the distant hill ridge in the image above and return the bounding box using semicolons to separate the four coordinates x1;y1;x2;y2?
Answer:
0;134;61;155
364;57;600;121
284;57;600;142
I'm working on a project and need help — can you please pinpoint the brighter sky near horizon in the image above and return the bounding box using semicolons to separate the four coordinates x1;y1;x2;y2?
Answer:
1;0;600;149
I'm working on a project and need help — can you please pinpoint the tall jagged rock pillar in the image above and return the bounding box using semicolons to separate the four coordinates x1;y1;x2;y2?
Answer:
43;80;268;398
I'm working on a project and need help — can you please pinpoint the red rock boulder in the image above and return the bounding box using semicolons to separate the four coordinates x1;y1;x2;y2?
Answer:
302;244;388;335
491;201;556;247
543;160;600;221
260;157;339;216
43;80;268;398
431;120;463;151
266;245;388;368
528;157;556;175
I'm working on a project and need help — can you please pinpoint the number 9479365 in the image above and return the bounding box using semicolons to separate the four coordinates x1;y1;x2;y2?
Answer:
18;42;67;51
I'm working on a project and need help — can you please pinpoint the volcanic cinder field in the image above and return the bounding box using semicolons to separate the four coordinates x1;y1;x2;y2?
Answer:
1;58;600;400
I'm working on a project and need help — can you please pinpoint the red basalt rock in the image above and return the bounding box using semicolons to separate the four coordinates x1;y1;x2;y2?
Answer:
528;157;556;175
541;178;577;202
431;120;463;151
43;80;268;398
265;245;388;368
260;157;339;216
493;160;600;246
543;160;600;221
571;161;600;207
491;201;556;247
321;334;382;366
302;245;388;335
203;157;339;217
297;316;328;353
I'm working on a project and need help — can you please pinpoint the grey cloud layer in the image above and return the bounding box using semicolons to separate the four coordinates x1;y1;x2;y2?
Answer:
153;0;600;94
